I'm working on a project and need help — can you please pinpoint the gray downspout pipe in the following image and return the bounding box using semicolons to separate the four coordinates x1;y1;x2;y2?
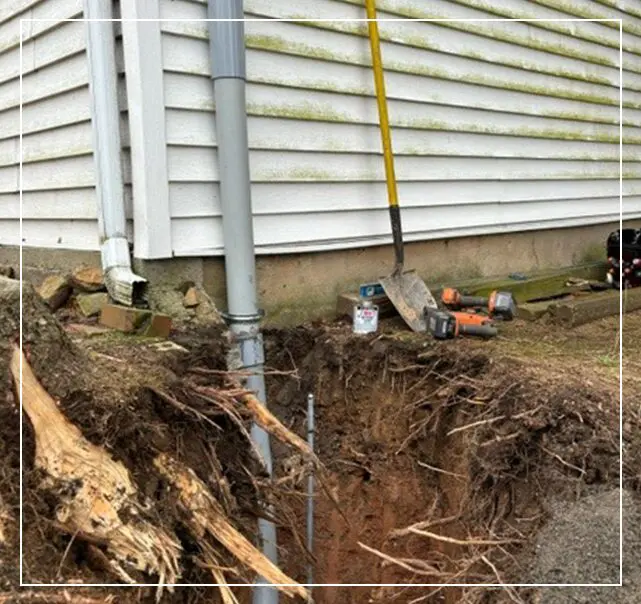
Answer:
206;3;278;604
83;0;147;306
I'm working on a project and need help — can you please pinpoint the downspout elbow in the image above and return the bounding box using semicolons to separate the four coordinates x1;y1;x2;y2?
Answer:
101;237;147;307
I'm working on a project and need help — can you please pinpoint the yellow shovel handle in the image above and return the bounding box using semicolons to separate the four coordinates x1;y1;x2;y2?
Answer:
365;0;398;210
365;0;404;270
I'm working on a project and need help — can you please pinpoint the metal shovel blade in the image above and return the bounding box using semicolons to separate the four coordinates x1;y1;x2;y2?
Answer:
379;269;438;333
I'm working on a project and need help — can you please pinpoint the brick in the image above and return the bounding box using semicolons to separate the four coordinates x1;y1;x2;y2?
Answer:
100;304;151;332
100;304;172;337
140;313;172;338
183;286;200;308
71;266;105;292
38;274;72;311
76;292;110;317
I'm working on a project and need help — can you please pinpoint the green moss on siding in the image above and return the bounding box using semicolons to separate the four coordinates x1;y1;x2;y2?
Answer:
247;101;349;123
290;17;621;86
448;0;630;51
244;30;641;110
245;33;342;62
336;0;618;66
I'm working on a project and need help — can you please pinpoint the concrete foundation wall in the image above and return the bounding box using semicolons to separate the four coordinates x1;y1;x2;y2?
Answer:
6;220;638;326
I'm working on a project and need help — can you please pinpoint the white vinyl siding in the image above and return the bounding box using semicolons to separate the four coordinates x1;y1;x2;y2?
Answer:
0;0;133;251
159;0;641;256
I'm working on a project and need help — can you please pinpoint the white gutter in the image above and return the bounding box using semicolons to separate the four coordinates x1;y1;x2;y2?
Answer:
83;0;147;306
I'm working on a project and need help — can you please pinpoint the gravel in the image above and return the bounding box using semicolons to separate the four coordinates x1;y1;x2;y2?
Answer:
529;488;641;604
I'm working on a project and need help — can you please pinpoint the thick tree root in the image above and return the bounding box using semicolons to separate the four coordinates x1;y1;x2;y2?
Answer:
10;346;182;593
154;453;308;601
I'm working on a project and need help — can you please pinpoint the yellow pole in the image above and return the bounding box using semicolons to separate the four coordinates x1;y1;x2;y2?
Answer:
365;0;398;210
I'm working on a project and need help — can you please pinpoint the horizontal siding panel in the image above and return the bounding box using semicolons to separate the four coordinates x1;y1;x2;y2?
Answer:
172;210;637;256
164;68;641;128
165;106;640;157
162;27;637;109
446;0;636;52
0;155;96;194
0;51;87;112
169;180;640;218
0;121;94;167
167;146;639;183
0;0;82;53
0;20;85;85
0;219;101;250
0;87;91;140
0;188;98;220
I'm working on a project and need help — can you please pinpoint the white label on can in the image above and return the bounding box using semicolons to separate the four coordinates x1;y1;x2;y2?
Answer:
353;304;379;334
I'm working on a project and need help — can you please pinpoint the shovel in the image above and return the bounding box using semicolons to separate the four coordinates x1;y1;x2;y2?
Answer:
365;0;437;332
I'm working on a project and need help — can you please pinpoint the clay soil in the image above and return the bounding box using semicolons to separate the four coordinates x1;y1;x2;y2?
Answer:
1;291;639;604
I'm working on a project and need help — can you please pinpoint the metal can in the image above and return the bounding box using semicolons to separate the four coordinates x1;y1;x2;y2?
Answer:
353;300;379;334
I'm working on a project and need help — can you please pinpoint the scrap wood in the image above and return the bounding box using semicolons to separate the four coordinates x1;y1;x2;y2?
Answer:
153;453;308;601
9;345;182;593
549;286;641;327
0;494;8;545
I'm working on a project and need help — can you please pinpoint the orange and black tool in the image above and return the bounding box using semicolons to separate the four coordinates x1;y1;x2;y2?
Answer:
441;288;516;321
425;308;497;340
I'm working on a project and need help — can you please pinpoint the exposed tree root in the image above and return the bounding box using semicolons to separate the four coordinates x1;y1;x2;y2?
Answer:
153;453;308;601
10;345;182;594
0;494;8;545
0;593;115;604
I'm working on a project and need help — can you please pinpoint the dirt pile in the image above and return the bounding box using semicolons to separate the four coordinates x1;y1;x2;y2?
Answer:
1;277;637;604
0;276;310;603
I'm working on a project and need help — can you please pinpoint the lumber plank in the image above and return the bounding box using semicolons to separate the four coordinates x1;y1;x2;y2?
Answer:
549;287;641;327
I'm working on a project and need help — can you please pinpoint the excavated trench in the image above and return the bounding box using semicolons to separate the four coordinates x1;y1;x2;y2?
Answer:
0;291;635;604
262;324;627;604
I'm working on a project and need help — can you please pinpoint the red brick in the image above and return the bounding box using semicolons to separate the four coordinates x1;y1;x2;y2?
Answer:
141;313;172;338
100;304;151;332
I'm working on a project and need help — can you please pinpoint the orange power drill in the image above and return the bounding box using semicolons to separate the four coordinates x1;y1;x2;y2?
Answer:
441;288;516;321
425;308;498;340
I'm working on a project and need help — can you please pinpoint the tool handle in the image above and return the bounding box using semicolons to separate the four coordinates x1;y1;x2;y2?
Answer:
389;205;405;269
458;294;489;308
459;324;498;339
365;0;404;271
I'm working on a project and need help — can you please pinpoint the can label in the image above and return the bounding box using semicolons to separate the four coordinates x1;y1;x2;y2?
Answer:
353;303;379;334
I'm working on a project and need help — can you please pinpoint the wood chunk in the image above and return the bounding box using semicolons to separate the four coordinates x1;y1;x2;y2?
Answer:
516;301;555;322
37;274;72;311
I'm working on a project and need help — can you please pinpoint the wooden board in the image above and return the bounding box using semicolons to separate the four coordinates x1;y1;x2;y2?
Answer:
549;287;641;327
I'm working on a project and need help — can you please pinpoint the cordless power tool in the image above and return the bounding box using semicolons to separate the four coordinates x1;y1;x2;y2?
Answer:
441;288;516;321
425;308;498;340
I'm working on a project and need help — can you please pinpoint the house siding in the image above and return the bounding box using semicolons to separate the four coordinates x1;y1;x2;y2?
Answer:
159;0;641;256
0;0;132;251
1;0;640;256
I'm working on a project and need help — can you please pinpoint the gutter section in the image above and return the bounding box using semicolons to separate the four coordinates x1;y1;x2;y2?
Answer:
83;0;147;306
